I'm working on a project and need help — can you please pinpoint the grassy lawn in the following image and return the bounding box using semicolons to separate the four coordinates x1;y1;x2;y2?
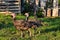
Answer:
0;14;60;40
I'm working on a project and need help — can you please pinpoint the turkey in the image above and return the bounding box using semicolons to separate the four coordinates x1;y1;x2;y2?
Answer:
11;13;41;37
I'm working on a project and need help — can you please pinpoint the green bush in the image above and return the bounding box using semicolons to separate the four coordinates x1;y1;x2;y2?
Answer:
36;8;44;18
22;1;34;16
29;12;34;16
0;14;13;29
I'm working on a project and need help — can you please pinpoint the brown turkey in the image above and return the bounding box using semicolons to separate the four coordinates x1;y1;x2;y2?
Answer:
11;13;41;37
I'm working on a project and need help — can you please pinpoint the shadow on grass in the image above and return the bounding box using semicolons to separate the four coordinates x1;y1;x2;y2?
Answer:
40;25;60;33
0;21;14;29
39;17;60;33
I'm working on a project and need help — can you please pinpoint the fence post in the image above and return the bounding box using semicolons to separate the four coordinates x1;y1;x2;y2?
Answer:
47;8;51;17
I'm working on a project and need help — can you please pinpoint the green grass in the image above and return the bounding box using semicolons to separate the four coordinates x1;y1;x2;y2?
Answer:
0;14;60;40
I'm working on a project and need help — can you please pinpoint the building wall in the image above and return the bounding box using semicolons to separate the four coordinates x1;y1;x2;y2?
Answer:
0;0;21;13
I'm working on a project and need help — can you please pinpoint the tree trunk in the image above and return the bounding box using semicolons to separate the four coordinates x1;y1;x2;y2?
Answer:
34;0;37;21
39;0;41;7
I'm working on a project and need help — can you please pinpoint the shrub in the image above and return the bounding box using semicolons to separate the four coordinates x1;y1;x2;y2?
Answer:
29;12;34;16
0;14;13;29
36;8;44;18
22;1;34;16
